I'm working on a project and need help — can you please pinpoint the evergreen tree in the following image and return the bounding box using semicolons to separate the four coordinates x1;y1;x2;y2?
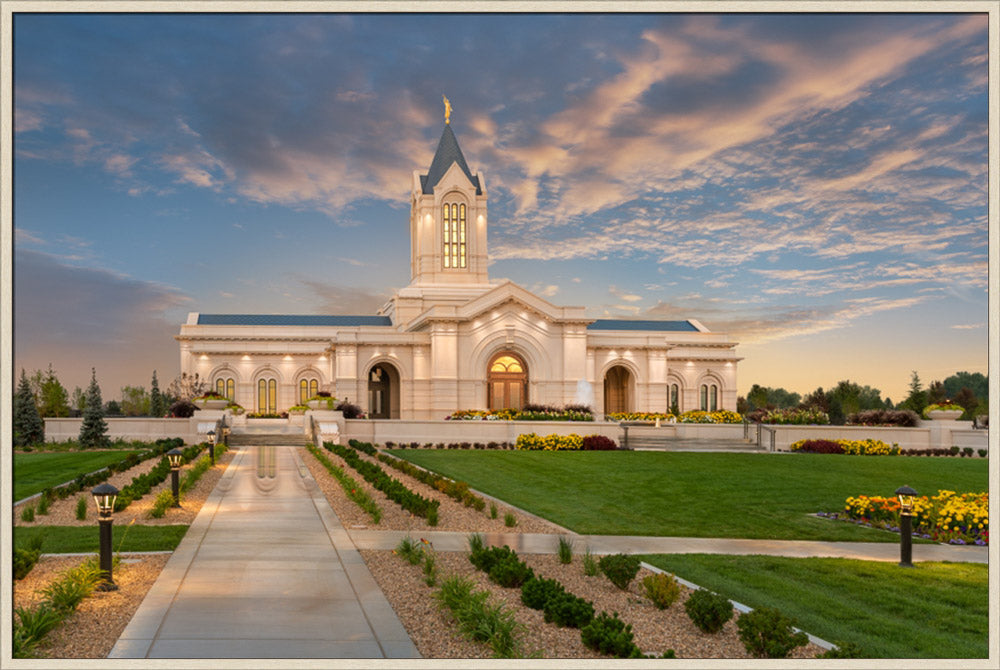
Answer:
150;370;165;417
14;369;45;446
38;363;70;417
79;368;109;448
900;371;928;414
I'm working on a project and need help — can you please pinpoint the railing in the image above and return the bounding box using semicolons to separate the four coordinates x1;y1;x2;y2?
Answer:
756;423;776;451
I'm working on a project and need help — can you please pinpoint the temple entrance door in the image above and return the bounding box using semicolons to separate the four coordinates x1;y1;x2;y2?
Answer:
487;353;527;411
603;365;632;415
367;365;392;419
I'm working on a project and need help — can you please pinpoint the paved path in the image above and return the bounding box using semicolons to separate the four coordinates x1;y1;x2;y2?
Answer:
348;529;988;563
109;445;419;659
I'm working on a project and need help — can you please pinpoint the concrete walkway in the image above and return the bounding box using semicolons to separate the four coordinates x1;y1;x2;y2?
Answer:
348;529;988;563
108;445;419;659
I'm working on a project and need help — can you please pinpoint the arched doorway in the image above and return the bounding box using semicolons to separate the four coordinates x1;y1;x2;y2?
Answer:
488;352;527;410
604;365;633;415
368;363;400;419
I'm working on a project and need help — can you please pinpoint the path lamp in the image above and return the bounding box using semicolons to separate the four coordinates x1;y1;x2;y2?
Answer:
91;483;120;591
167;448;184;507
207;430;216;465
895;485;918;568
222;426;230;447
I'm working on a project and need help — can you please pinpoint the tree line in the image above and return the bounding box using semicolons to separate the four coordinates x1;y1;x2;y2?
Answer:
738;370;988;424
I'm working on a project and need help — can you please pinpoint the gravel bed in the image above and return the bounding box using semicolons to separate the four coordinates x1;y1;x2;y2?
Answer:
363;549;825;660
301;445;562;534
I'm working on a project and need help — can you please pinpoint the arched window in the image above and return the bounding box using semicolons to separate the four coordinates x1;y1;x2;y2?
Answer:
488;353;527;410
700;384;708;411
442;201;467;269
215;377;235;401
298;378;318;404
710;384;718;411
669;383;679;412
258;378;277;414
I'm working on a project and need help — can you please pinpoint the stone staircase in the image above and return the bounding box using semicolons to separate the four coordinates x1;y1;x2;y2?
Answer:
620;425;761;452
228;424;311;447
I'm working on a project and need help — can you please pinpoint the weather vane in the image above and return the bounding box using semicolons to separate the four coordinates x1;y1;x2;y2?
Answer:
443;95;452;124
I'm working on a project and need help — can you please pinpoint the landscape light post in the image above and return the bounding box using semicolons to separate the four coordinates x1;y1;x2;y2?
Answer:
207;430;216;465
895;485;918;568
223;426;230;447
167;448;184;507
91;483;120;591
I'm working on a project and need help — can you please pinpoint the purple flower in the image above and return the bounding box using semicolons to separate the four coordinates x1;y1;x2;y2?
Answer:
975;539;986;546
949;539;967;545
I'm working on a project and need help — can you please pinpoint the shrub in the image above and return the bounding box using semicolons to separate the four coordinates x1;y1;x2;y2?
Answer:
488;555;535;588
37;493;51;515
395;536;424;565
422;550;438;587
149;489;176;518
14;604;64;657
580;611;644;658
20;505;35;523
642;572;681;609
434;576;525;658
598;553;641;590
820;641;866;658
490;503;498;519
582;435;617;450
336;401;364;419
470;545;517;573
789;439;844;454
504;512;517;527
13;535;45;580
543;591;594;628
521;577;566;610
40;563;103;613
847;408;919;427
467;533;485;554
434;574;478;612
75;496;88;520
684;589;734;633
307;444;381;524
582;548;600;576
167;399;198;418
557;536;573;564
736;607;809;658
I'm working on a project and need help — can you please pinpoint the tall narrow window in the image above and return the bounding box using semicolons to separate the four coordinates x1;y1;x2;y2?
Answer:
700;384;708;411
669;384;678;411
442;202;466;269
298;379;319;404
710;384;718;411
258;379;277;414
215;377;235;401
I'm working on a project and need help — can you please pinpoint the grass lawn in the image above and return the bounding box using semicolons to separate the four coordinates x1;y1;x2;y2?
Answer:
640;554;988;658
14;450;142;501
389;450;987;540
13;525;189;553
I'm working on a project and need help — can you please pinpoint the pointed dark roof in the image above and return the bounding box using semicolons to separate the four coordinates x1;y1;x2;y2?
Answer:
420;124;482;195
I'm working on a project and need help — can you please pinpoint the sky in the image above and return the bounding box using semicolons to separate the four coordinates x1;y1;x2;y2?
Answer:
8;10;992;405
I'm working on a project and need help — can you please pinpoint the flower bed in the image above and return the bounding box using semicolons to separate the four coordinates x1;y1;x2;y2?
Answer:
846;409;919;427
515;433;618;451
790;438;898;455
677;410;744;424
447;405;594;422
607;412;675;422
836;490;988;545
748;408;829;425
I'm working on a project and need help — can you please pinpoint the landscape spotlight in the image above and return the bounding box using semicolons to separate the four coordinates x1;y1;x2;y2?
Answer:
895;484;919;568
167;447;183;507
91;482;120;591
207;429;216;464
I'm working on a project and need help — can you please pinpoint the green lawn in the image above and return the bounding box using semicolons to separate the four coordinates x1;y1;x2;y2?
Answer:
389;450;987;540
640;554;987;658
13;525;189;554
14;450;142;501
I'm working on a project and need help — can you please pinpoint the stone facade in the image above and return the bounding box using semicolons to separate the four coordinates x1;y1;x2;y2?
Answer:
177;121;741;419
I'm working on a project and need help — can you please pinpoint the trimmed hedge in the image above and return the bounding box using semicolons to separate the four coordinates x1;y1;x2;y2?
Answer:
325;442;439;522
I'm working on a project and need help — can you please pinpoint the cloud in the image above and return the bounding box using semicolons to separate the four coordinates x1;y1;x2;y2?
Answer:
609;285;642;302
950;323;984;330
13;249;192;394
296;278;390;315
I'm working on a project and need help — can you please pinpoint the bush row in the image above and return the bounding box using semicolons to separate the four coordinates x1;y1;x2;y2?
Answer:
790;438;899;455
746;408;829;425
324;442;439;523
514;433;619;451
113;443;203;512
447;404;594;422
351;441;489;513
38;438;185;503
307;444;382;524
846;409;919;427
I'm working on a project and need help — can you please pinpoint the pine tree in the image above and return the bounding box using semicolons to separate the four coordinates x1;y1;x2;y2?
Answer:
39;363;70;417
14;369;45;446
79;368;109;448
150;370;165;417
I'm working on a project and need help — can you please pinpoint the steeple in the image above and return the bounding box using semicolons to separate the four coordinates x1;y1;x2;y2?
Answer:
420;124;482;195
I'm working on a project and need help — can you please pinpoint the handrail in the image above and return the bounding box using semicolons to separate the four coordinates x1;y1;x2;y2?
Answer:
756;424;776;452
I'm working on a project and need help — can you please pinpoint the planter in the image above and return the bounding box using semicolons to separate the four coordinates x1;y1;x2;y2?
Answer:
193;398;228;410
288;409;305;416
927;409;963;421
308;399;332;410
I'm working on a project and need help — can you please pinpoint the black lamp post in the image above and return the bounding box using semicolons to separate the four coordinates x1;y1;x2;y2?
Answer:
167;448;184;507
207;430;216;465
222;426;230;447
895;485;918;568
91;482;119;591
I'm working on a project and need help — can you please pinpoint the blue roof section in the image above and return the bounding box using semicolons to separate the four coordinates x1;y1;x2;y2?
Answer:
197;314;393;327
587;319;699;332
